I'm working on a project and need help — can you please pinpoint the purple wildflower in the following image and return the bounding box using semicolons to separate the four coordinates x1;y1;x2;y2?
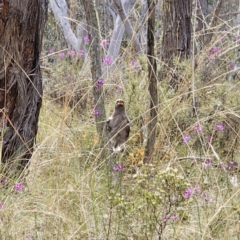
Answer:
77;50;84;56
201;192;207;199
201;192;214;203
221;163;227;171
194;184;201;193
100;39;109;47
116;86;122;92
94;79;104;89
103;56;112;64
208;47;221;56
182;134;190;143
93;108;100;116
203;159;211;167
14;183;23;192
183;188;194;198
216;123;225;131
171;214;178;221
195;124;202;133
228;161;236;169
84;35;90;43
49;48;55;53
1;177;6;186
207;136;213;142
163;215;168;222
58;52;65;59
129;60;137;67
68;50;75;56
237;36;240;44
98;79;104;85
112;164;124;172
228;62;235;70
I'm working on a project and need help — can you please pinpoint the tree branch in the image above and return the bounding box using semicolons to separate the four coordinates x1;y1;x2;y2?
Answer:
205;0;223;45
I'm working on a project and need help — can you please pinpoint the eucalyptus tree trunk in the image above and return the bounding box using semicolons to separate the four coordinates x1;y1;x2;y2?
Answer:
105;0;132;59
160;0;192;88
0;0;48;173
83;1;106;145
144;0;158;163
113;0;142;53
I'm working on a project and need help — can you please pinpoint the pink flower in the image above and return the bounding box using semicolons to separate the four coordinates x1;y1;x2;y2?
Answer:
228;62;235;70
208;47;221;56
100;39;109;47
183;188;194;198
116;86;122;92
67;50;75;56
195;124;202;133
171;214;178;221
228;161;236;169
58;52;65;59
237;36;240;44
103;56;112;64
163;215;168;222
112;164;124;172
216;123;225;131
77;50;84;56
207;136;212;142
203;159;211;167
49;48;55;53
201;192;214;203
1;177;6;186
201;192;207;199
221;163;227;171
129;60;137;67
194;184;201;193
93;108;100;116
14;183;23;192
182;134;190;143
84;35;90;43
94;79;104;89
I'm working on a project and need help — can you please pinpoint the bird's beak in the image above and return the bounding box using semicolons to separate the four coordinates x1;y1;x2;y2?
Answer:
117;100;124;105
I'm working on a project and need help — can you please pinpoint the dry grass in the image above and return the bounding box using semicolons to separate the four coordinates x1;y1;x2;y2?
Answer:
1;6;240;239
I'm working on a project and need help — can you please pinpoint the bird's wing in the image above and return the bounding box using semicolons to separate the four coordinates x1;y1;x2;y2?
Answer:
106;116;113;132
126;119;130;138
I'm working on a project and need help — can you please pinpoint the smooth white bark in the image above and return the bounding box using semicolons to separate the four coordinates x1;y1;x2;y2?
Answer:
113;0;142;53
50;0;79;50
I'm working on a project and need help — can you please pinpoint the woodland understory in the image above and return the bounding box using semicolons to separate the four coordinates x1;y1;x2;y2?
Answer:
0;0;240;239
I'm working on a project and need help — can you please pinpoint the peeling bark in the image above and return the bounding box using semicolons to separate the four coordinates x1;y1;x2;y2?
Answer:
0;0;48;173
160;0;192;88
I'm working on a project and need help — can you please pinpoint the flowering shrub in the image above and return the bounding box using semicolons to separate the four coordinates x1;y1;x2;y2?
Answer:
109;167;189;238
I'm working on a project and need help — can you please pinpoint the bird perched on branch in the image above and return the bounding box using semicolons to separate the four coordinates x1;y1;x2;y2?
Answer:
106;99;130;152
